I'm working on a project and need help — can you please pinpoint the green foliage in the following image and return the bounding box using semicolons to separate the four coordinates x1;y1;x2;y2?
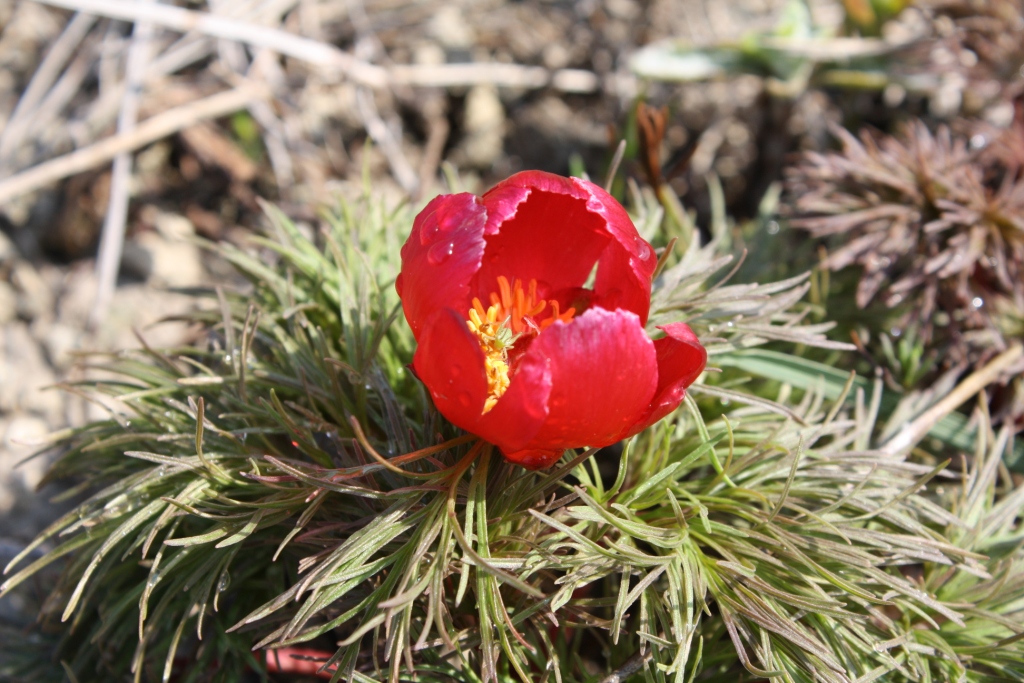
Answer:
3;181;1024;683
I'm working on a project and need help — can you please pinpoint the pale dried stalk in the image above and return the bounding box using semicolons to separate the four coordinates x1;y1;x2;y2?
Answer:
0;12;96;163
356;87;419;196
880;344;1024;455
598;650;653;683
417;112;450;200
90;3;156;328
0;84;269;205
28;38;96;149
31;0;601;93
390;63;599;92
79;0;297;160
36;0;389;86
244;51;295;191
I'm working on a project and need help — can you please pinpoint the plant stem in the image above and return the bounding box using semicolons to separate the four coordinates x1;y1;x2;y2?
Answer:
880;344;1023;455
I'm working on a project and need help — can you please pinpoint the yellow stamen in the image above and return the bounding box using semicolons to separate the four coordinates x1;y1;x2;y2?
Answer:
465;276;577;414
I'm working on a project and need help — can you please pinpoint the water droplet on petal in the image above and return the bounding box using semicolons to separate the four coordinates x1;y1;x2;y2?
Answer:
439;213;461;235
971;296;984;309
766;220;780;235
891;327;902;337
450;365;461;378
427;241;455;264
421;213;460;244
420;221;440;245
457;392;472;407
635;238;652;261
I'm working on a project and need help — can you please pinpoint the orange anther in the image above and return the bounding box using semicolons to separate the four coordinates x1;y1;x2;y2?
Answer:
466;276;578;414
513;281;527;333
471;297;486;319
498;276;513;309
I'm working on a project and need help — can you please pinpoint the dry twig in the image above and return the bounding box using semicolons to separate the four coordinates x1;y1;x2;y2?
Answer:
0;12;96;165
598;650;654;683
90;3;155;328
417;110;450;201
0;84;269;205
355;87;419;196
36;0;388;87
32;0;602;93
880;344;1024;455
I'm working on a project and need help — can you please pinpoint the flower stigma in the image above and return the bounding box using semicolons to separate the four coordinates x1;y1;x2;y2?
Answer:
466;276;576;413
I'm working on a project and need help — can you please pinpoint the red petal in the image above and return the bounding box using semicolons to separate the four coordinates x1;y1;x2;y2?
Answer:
477;174;610;303
514;307;658;454
477;352;552;453
619;322;707;437
412;308;552;450
475;171;656;323
478;180;530;236
584;181;658;325
398;193;487;337
501;446;565;470
412;308;490;429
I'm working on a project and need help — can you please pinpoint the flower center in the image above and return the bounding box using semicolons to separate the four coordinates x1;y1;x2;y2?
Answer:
466;276;576;413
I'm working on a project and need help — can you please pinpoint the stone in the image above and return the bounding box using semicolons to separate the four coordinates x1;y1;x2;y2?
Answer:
0;322;60;421
0;229;15;263
428;6;474;51
135;210;204;289
40;321;81;371
0;280;16;325
11;261;52;322
457;85;505;169
0;415;50;512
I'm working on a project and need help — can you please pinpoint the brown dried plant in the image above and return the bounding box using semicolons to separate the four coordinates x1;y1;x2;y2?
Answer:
786;117;1024;375
925;0;1024;85
894;0;1024;114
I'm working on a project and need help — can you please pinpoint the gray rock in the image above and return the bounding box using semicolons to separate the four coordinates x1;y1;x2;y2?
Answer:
457;85;505;169
11;261;52;322
428;6;474;51
0;415;50;496
40;321;80;371
0;281;16;325
0;230;15;263
0;322;59;421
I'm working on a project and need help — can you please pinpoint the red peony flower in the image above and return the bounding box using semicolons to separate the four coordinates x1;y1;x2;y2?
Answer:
396;171;707;469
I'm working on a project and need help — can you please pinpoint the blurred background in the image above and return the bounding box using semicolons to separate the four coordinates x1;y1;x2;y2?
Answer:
1;0;1022;628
